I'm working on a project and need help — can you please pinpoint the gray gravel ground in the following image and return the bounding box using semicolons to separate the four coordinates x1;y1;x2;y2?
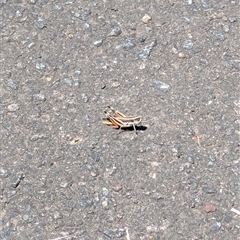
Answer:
1;0;240;239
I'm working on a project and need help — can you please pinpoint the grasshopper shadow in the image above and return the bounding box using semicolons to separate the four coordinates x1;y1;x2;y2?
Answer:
117;125;147;133
137;125;147;131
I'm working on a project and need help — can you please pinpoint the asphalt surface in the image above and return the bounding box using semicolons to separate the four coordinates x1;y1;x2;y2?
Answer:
1;0;240;239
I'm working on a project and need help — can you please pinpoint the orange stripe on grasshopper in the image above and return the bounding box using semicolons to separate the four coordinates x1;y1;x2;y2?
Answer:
107;116;121;128
102;117;120;128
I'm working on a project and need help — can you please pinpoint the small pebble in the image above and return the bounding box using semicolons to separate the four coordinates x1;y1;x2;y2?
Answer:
33;93;46;101
142;14;151;23
211;31;224;41
23;215;29;221
119;53;126;59
147;225;158;233
178;52;185;58
16;10;23;18
83;22;90;30
16;62;25;69
206;161;213;168
172;45;179;54
73;79;80;87
35;19;47;29
204;203;217;213
0;168;9;178
27;42;35;48
122;40;136;50
138;49;150;59
233;100;240;108
152;80;171;92
222;25;230;32
109;25;121;37
100;81;106;89
62;78;73;86
182;39;193;49
104;229;125;238
201;0;208;8
73;12;82;19
53;211;63;220
90;171;98;177
83;8;91;16
30;135;40;141
102;200;108;208
31;12;38;19
148;40;157;48
74;69;81;76
79;198;93;208
7;104;19;112
90;151;100;162
209;156;216;162
29;0;37;4
202;187;216;194
104;230;115;238
224;215;232;223
200;58;209;66
29;134;46;141
185;0;193;5
111;82;120;88
206;222;221;234
229;17;236;23
102;187;109;196
6;190;17;198
68;33;74;39
54;4;62;11
94;193;100;202
139;36;146;42
81;93;89;103
60;181;69;188
187;156;194;164
115;229;125;238
93;39;103;47
63;0;76;5
7;81;18;90
112;184;122;192
221;60;232;69
36;62;46;71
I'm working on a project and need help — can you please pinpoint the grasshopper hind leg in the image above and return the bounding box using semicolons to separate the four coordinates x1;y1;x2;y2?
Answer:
133;123;137;134
117;126;123;134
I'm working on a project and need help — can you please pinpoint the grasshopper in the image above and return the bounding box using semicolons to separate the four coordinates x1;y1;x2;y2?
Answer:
102;106;142;134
